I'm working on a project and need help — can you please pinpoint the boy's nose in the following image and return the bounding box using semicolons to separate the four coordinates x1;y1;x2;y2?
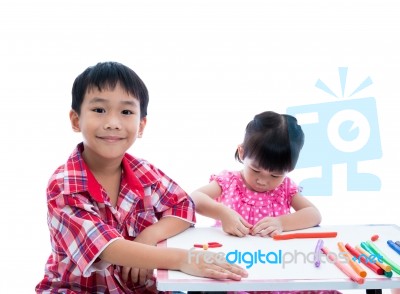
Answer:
104;116;121;130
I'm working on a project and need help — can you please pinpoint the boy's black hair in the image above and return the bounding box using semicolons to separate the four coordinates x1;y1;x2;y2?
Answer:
71;61;149;118
235;111;304;173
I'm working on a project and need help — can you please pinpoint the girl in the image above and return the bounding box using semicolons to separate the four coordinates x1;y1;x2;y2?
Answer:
191;111;322;238
191;111;340;294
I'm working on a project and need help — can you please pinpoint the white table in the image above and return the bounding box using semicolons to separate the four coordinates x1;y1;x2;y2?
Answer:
156;224;400;292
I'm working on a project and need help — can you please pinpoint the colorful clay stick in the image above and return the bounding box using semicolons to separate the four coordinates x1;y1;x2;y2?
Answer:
207;242;223;248
371;234;379;241
321;246;364;284
387;240;400;255
193;242;223;249
365;240;400;275
273;232;337;240
357;244;392;273
314;239;324;267
345;243;384;275
338;242;367;278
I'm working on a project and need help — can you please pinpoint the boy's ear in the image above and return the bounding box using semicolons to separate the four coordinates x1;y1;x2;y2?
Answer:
138;117;147;138
69;110;81;132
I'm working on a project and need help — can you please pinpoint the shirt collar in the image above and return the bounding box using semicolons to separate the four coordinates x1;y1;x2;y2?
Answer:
121;156;145;199
64;143;157;202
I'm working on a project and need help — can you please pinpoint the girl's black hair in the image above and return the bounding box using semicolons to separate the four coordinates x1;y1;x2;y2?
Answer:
71;61;149;118
235;111;304;173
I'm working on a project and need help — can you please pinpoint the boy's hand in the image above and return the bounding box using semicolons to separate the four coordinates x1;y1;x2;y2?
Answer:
220;207;252;237
181;249;248;280
121;266;153;286
124;235;156;286
251;217;283;237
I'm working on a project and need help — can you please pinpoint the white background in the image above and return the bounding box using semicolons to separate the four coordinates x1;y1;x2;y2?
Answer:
0;1;399;293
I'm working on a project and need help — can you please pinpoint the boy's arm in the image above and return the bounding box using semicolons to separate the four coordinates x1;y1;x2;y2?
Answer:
134;217;191;245
138;165;196;244
99;238;248;280
101;238;186;270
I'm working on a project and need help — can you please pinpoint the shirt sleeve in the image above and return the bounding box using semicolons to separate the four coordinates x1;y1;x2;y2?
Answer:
148;168;195;224
48;192;122;277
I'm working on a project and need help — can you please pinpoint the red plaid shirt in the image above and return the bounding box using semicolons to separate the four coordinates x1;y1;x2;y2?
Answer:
36;143;195;293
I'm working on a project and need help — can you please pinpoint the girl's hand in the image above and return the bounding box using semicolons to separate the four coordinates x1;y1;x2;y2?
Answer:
180;249;248;280
251;217;283;237
220;207;253;237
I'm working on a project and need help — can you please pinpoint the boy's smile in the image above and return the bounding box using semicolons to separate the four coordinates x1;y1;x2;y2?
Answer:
69;82;146;166
97;135;125;143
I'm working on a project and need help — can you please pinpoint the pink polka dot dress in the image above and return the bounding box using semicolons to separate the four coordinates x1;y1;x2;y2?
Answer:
211;170;299;226
212;171;341;294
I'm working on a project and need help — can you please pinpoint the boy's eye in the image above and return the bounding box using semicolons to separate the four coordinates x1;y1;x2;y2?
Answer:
122;110;133;115
250;168;260;173
92;108;105;113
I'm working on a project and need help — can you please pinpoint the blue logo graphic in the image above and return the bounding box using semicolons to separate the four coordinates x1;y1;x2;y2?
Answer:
352;253;383;264
287;67;382;196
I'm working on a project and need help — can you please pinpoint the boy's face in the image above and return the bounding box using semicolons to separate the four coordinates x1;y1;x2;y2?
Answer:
69;82;146;161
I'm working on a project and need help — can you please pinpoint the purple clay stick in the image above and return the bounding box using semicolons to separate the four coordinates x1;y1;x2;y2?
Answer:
314;239;324;267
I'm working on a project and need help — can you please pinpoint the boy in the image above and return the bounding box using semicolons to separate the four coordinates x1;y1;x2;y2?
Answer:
36;61;247;293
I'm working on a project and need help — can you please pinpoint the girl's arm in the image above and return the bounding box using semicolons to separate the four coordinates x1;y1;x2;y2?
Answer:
277;193;322;231
191;181;252;237
190;180;228;220
251;193;322;237
99;238;248;280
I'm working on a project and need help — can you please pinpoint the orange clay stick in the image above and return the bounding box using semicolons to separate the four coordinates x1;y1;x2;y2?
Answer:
273;232;337;240
337;242;367;278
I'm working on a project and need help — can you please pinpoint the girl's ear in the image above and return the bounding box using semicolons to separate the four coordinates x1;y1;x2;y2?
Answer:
69;110;81;132
237;144;245;161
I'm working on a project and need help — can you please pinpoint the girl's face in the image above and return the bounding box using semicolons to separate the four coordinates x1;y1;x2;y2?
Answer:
238;147;287;192
69;82;146;163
